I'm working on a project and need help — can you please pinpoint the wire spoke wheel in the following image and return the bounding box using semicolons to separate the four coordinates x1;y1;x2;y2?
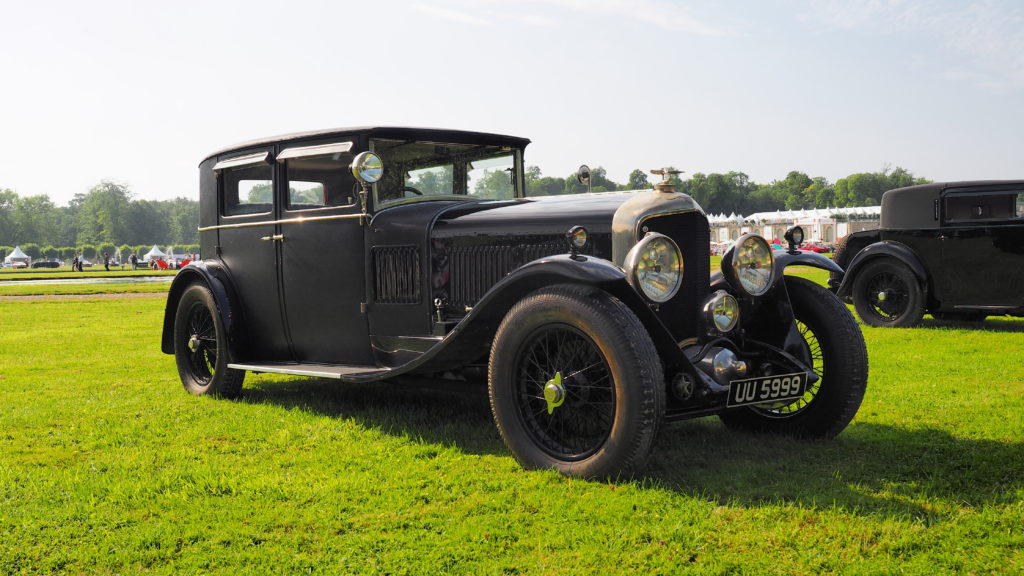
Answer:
852;258;924;327
749;318;823;417
719;276;867;438
489;285;664;477
864;271;910;320
184;302;218;385
173;285;244;398
514;324;615;460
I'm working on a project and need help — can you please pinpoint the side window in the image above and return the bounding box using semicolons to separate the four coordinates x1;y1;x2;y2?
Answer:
285;152;357;211
222;163;273;217
944;191;1022;223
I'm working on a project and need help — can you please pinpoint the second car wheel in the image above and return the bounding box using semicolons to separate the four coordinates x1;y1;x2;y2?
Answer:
719;276;868;438
852;258;925;327
173;284;245;398
488;285;665;478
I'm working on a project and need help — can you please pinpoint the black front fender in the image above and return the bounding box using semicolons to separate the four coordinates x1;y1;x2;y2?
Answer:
835;241;928;298
773;249;845;277
410;254;687;374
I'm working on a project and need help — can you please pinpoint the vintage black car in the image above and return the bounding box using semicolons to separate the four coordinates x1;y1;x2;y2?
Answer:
832;180;1024;327
162;127;868;477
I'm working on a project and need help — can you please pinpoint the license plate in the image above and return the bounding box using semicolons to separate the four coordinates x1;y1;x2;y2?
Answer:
727;373;807;407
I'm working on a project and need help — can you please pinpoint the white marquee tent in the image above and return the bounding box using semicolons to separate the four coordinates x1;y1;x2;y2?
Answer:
142;245;167;262
3;246;30;267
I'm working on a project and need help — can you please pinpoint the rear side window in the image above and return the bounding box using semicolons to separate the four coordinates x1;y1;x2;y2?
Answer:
944;191;1024;223
221;162;273;217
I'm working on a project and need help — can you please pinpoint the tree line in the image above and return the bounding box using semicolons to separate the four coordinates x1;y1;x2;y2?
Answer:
526;164;928;215
2;164;929;260
0;181;198;261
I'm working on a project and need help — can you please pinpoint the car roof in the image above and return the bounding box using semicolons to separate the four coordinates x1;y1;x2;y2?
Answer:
881;179;1024;229
203;126;532;162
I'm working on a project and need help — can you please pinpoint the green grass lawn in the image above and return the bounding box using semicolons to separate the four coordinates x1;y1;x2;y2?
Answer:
1;275;1022;574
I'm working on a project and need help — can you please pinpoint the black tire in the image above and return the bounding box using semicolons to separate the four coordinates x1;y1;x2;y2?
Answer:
173;284;244;398
719;276;868;438
829;235;850;288
931;311;987;322
488;285;665;477
851;258;925;327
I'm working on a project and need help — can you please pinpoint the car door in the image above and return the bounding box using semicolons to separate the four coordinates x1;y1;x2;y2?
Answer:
939;188;1024;307
277;142;375;365
213;149;291;360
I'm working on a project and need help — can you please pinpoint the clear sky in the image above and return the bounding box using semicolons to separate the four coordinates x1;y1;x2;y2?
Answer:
2;0;1022;206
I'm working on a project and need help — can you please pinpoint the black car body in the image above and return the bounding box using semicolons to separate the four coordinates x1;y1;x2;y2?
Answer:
832;180;1024;326
162;127;868;476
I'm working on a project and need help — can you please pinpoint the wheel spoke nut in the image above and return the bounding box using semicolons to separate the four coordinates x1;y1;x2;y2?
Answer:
544;372;566;414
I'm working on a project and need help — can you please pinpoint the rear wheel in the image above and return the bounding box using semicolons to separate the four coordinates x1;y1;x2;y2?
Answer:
852;258;925;327
173;285;244;398
488;286;664;477
719;276;868;437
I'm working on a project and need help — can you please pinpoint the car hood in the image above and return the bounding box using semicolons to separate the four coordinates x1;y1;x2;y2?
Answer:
430;191;638;239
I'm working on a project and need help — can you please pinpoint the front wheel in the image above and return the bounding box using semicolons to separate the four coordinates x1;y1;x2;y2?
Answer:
173;284;245;398
719;276;868;438
852;258;925;327
488;286;665;478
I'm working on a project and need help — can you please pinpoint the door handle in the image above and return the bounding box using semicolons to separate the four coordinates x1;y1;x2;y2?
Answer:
260;234;285;242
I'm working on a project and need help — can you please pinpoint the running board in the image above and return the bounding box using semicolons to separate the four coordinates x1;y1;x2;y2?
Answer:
227;362;390;380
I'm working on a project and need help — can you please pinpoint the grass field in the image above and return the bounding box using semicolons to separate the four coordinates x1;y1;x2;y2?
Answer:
1;270;1022;574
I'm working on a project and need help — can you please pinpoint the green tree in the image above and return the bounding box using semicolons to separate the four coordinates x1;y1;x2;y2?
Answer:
13;195;59;246
79;244;97;259
128;200;170;246
20;243;41;260
525;166;565;196
41;245;59;259
167;197;200;245
472;169;514;199
77;181;133;245
0;189;17;245
626;169;650;191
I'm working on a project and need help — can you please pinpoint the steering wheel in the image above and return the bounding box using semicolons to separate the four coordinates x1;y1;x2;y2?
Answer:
399;186;423;196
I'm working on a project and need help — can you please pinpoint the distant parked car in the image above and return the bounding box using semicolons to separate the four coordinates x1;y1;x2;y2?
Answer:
832;180;1024;326
31;260;61;269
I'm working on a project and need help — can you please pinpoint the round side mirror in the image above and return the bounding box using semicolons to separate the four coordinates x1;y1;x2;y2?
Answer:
351;152;384;184
576;164;591;186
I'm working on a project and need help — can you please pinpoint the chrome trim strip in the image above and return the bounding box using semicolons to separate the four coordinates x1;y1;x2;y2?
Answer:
213;152;271;172
227;362;389;379
198;213;363;232
277;141;353;161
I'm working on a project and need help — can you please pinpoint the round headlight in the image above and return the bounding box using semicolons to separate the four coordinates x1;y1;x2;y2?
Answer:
703;290;740;333
731;234;775;296
624;233;683;303
566;226;588;251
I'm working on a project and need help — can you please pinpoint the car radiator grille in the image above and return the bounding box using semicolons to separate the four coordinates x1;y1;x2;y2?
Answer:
643;211;711;340
448;240;565;309
373;246;421;304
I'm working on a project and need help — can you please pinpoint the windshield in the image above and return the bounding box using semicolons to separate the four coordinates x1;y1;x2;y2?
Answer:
371;139;520;207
